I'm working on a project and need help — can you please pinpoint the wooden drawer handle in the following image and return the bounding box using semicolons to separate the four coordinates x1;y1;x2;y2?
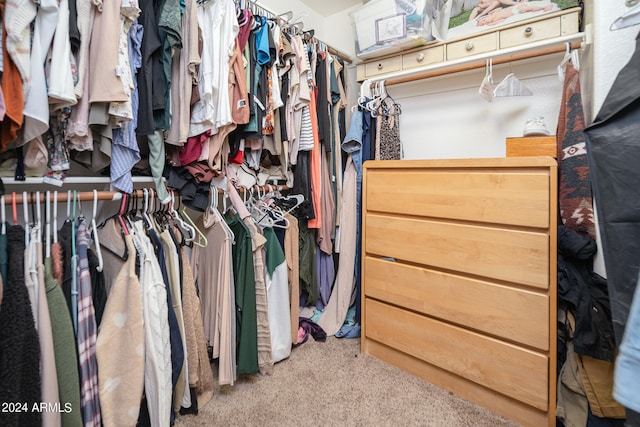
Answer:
465;41;474;51
377;63;383;70
416;52;425;62
524;26;533;36
627;0;639;6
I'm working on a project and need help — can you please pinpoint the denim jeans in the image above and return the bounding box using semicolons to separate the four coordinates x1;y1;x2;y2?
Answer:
614;272;640;414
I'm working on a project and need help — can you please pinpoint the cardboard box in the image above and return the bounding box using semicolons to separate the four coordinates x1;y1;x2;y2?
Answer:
506;136;557;158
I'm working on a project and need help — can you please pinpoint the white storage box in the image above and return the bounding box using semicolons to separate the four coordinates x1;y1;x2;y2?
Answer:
351;0;450;60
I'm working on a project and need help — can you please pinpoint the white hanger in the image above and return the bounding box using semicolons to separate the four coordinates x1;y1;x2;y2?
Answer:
493;65;533;97
46;191;51;258
354;78;373;112
23;191;29;247
557;42;580;81
66;190;72;221
53;191;58;244
36;191;41;243
611;1;640;30
479;58;494;102
169;190;196;242
142;188;154;229
91;190;104;272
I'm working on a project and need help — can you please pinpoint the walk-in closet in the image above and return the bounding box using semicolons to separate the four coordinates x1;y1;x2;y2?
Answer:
1;0;639;426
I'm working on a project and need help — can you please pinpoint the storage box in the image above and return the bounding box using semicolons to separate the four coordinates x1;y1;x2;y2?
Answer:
506;136;557;158
351;0;451;60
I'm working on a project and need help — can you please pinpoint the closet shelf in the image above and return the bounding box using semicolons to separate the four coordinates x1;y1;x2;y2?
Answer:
361;32;584;86
356;7;583;85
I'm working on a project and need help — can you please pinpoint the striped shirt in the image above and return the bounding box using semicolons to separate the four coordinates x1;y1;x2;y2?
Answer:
76;219;102;427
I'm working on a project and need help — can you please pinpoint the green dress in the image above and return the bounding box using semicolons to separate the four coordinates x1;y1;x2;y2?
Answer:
226;213;259;375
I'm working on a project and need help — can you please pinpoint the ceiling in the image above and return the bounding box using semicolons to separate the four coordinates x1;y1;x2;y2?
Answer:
298;0;363;17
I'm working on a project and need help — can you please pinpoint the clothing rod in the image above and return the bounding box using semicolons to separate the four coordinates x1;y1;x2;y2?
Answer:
250;1;352;64
2;185;291;204
369;35;583;87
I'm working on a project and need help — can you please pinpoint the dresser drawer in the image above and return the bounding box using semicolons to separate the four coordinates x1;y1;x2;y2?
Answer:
402;45;444;69
500;16;561;49
364;56;402;78
447;32;497;60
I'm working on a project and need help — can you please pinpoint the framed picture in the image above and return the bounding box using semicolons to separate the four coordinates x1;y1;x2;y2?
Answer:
376;13;408;44
446;0;580;40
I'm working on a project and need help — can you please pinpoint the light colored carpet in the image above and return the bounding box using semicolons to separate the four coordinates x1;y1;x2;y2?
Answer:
174;336;522;427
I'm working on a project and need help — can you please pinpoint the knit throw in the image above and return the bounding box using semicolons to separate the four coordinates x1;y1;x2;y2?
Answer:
557;62;596;238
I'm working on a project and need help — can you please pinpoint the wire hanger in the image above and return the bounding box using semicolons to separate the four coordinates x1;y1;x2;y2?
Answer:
91;190;104;272
611;1;640;30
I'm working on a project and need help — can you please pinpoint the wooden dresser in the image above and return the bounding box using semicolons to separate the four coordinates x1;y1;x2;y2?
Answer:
361;157;558;427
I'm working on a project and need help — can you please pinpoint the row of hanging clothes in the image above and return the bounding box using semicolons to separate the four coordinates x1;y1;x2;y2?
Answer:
1;0;361;339
0;188;216;427
0;183;311;427
0;0;351;218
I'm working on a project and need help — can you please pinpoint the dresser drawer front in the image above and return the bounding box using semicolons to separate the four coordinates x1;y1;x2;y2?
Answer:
365;299;550;411
447;32;497;60
365;213;550;289
402;45;444;69
500;16;561;49
364;256;550;350
364;56;402;77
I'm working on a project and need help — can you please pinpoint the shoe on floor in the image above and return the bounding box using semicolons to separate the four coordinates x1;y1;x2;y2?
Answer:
523;116;550;137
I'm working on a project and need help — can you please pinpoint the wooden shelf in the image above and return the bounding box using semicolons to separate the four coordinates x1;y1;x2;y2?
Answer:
356;8;582;85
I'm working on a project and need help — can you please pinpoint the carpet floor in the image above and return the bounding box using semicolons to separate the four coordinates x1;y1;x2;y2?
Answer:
174;336;522;427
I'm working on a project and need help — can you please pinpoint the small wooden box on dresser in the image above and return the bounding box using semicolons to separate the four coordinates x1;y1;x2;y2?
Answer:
361;157;558;427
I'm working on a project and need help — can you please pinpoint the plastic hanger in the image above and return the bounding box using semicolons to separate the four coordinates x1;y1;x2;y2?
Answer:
611;1;640;30
479;58;494;102
23;191;29;247
118;193;130;236
71;190;78;334
355;78;373;112
91;190;104;272
169;190;196;242
493;64;533;97
66;190;72;221
557;42;580;81
36;191;41;243
53;191;58;244
181;205;208;248
12;192;17;226
45;191;51;258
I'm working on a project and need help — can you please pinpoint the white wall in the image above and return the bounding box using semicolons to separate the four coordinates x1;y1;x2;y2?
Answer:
390;55;565;159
